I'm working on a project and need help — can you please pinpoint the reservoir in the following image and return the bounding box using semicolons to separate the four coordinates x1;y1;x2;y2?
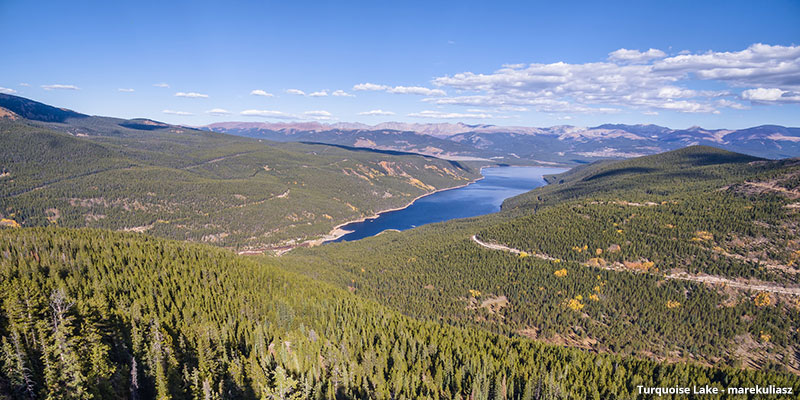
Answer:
330;166;567;242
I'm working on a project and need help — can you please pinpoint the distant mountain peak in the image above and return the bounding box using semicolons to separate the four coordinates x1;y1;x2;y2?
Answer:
207;121;551;137
2;93;799;163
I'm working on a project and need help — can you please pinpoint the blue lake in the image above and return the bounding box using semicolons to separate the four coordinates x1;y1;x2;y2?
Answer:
330;166;567;242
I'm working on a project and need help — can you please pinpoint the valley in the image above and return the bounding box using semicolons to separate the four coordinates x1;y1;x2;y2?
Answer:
0;94;480;252
4;2;800;398
1;94;799;398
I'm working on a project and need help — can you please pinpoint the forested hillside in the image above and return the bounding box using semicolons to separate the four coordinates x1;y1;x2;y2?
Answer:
502;146;767;210
285;147;800;373
1;228;797;399
487;147;800;281
0;97;478;250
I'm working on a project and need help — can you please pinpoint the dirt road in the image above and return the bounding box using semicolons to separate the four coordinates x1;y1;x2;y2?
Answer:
471;235;800;296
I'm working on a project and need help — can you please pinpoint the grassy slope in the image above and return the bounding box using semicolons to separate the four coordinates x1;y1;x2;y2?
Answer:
0;118;479;249
282;146;800;372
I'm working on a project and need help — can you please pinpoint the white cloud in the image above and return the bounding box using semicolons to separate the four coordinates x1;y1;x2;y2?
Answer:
653;43;800;88
656;86;696;99
175;92;208;98
498;105;529;112
740;87;800;103
162;109;193;116
303;110;333;120
353;83;387;91
353;82;446;96
250;89;274;97
408;110;496;119
240;109;334;121
0;87;17;94
358;109;395;116
657;100;717;113
608;48;667;63
42;84;79;90
425;94;620;114
741;88;785;101
429;43;800;114
153;83;170;88
642;111;659;116
282;89;335;97
118;88;135;93
240;109;296;119
205;108;231;116
304;110;332;116
388;86;446;96
716;99;749;110
19;83;30;87
332;90;354;97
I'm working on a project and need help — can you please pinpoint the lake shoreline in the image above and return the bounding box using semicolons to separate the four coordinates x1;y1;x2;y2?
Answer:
237;171;488;256
238;164;566;256
325;165;569;244
308;173;488;247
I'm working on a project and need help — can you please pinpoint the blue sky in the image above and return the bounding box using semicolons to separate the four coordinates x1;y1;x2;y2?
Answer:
1;0;799;128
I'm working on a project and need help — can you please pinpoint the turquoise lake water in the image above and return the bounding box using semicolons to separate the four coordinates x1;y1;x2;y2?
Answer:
330;166;566;242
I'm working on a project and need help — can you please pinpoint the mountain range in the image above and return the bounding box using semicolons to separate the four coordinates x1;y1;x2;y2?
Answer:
207;121;800;164
2;92;797;165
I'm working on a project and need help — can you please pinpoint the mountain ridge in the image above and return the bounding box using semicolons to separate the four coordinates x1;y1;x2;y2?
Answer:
207;120;799;139
207;120;800;163
2;93;798;162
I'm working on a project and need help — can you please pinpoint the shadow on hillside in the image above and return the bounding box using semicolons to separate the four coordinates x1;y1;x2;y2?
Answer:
581;167;657;182
0;93;88;123
299;141;468;171
683;151;759;166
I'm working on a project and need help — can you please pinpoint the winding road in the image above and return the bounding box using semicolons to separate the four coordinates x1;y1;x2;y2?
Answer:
471;235;800;296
